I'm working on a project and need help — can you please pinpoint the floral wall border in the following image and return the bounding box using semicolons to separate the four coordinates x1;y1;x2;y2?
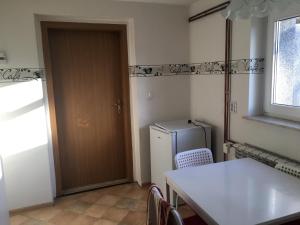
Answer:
0;68;44;83
0;58;264;82
129;58;264;77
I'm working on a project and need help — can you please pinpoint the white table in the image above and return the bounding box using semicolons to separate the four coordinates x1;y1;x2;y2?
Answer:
165;158;300;225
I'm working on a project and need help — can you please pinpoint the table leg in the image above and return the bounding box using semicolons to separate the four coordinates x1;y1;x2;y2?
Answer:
166;182;170;203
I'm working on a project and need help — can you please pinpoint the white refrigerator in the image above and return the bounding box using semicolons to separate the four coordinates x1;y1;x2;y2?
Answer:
0;156;9;225
150;120;212;198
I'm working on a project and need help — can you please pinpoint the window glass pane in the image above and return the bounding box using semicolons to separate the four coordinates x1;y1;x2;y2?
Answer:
273;16;300;107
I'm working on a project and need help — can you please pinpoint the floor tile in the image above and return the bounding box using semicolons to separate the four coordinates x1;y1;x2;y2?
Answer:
126;190;146;200
106;184;132;197
49;211;80;225
119;211;146;225
21;219;47;225
85;204;109;218
10;183;148;225
130;200;147;212
71;215;98;225
93;219;118;225
24;206;62;221
115;198;137;210
66;200;92;214
80;191;103;204
54;196;79;209
101;207;129;222
10;215;31;225
96;195;120;207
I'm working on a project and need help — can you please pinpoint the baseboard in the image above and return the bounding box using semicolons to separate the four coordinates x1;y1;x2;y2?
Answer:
9;202;54;215
62;178;130;195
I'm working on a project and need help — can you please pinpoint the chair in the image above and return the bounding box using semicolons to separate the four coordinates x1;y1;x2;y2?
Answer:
146;185;207;225
174;148;213;209
167;209;184;225
167;209;208;225
175;148;213;169
147;185;168;225
183;215;207;225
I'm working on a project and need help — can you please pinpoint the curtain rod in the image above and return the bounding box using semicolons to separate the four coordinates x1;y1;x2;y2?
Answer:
189;1;230;22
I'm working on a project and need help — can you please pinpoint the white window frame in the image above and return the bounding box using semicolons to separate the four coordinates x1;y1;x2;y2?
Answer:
264;5;300;121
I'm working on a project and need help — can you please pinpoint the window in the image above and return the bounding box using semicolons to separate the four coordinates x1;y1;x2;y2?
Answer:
264;6;300;121
272;16;300;107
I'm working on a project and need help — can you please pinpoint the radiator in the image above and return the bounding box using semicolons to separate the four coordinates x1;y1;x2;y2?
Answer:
275;163;300;179
228;143;300;179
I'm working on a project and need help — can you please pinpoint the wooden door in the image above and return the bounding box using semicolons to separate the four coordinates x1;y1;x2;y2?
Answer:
41;22;133;195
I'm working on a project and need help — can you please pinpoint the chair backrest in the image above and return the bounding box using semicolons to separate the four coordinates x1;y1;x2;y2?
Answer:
167;208;184;225
147;185;164;225
147;185;184;225
175;148;213;169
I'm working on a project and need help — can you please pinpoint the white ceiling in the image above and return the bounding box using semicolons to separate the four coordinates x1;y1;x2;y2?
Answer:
116;0;198;5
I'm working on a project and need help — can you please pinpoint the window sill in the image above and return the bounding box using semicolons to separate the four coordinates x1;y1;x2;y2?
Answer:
243;115;300;132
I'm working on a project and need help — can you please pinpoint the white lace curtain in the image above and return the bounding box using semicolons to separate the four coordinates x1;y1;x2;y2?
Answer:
222;0;300;19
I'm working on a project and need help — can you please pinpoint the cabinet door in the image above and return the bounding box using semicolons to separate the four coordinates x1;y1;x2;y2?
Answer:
150;128;173;197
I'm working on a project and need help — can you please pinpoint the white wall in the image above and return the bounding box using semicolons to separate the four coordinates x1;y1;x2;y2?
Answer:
0;80;53;210
189;0;300;162
136;77;190;182
0;0;190;209
0;157;9;225
189;0;225;161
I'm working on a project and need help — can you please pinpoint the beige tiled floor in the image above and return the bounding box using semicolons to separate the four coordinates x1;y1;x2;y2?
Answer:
10;183;194;225
10;183;147;225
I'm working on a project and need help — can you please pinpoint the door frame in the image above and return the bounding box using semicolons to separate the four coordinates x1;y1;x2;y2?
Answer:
40;21;133;196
